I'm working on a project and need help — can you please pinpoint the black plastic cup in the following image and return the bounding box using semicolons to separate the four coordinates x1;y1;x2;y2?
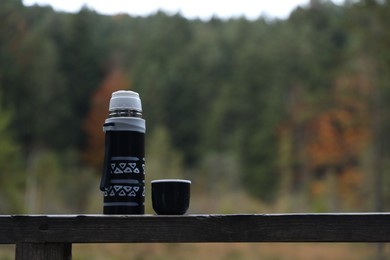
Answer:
151;179;191;215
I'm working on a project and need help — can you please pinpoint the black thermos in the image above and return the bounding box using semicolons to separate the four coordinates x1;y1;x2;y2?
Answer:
100;90;146;214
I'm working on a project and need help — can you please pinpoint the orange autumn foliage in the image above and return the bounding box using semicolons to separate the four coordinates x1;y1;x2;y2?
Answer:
278;71;373;210
306;107;370;169
307;71;371;171
82;66;131;171
305;73;371;209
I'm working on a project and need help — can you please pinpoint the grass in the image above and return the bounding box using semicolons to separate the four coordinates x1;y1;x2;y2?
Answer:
0;245;14;260
71;243;382;260
0;243;385;259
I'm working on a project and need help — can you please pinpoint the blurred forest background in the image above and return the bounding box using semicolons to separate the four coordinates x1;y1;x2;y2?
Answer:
1;0;390;258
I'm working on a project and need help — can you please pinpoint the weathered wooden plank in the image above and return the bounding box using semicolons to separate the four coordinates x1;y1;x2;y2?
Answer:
15;242;71;260
1;214;390;243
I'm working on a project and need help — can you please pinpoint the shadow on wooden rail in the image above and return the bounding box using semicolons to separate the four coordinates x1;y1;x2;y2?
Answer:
1;213;390;259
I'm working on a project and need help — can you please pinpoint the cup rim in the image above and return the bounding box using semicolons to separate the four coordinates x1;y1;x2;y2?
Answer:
151;179;191;184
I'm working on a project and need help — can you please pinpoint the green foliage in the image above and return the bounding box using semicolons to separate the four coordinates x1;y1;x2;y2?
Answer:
25;148;96;213
0;96;24;213
146;125;185;181
58;7;106;149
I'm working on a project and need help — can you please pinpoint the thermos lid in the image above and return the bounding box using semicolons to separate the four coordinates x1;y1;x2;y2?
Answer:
109;90;142;112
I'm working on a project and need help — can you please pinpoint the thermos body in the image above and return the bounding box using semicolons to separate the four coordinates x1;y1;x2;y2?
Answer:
103;130;145;214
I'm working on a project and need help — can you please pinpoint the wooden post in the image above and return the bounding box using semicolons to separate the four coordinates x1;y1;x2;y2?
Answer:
15;242;71;260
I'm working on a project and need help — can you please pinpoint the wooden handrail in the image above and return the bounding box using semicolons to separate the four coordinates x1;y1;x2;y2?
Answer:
1;213;390;259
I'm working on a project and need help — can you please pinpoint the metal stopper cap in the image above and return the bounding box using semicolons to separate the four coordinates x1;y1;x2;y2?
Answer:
109;90;142;112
